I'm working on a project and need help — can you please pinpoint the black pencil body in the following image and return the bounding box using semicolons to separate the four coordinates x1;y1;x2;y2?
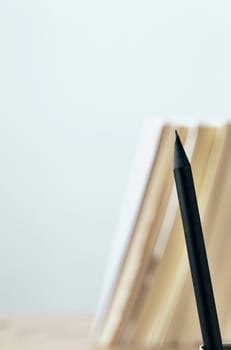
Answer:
174;133;222;350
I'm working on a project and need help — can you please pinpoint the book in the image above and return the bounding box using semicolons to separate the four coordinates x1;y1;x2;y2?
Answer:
93;119;231;348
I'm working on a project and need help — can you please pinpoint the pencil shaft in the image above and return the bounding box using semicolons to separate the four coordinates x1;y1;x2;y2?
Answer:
174;133;222;350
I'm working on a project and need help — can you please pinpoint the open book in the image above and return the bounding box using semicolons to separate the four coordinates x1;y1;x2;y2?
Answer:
93;119;231;348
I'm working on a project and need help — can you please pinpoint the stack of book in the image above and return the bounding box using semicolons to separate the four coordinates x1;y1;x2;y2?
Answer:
93;120;231;348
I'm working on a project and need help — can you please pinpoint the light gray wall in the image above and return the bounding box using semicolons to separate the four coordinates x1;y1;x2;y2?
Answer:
0;1;228;312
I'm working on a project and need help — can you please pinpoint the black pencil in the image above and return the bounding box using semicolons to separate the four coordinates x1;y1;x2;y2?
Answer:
173;131;223;350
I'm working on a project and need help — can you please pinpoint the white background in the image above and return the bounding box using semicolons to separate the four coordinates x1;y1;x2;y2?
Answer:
0;1;229;312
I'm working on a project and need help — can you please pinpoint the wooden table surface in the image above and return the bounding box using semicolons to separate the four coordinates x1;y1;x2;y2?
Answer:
0;314;199;350
0;314;92;350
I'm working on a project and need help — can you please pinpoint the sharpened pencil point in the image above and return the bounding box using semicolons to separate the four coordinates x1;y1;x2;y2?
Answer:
174;131;190;169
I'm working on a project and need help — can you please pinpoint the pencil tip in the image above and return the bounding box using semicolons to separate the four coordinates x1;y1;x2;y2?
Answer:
174;131;190;169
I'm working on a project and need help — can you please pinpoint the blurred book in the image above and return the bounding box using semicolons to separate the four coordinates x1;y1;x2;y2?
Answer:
92;119;231;349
